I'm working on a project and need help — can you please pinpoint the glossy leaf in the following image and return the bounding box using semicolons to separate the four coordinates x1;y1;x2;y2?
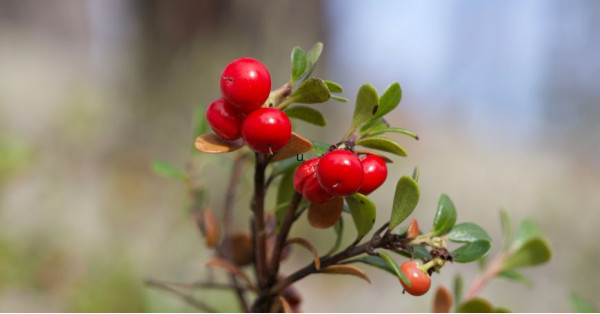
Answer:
497;269;533;288
372;82;402;120
285;106;326;126
452;240;492;263
290;46;307;83
345;193;376;238
320;265;371;284
454;274;464;311
378;251;410;287
433;194;457;236
351;83;379;129
355;137;407;157
290;78;330;104
307;197;343;229
456;298;494;313
570;293;598;313
503;237;551;269
447;223;492;244
324;80;343;93
271;132;313;161
194;133;244;154
389;176;420;230
152;161;186;180
433;286;453;313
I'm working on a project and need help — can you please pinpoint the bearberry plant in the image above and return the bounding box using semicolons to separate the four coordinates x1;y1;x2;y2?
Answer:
149;43;552;312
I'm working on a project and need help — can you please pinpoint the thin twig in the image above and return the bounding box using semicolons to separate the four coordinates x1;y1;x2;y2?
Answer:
251;153;269;289
145;278;243;290
268;192;303;283
146;279;218;313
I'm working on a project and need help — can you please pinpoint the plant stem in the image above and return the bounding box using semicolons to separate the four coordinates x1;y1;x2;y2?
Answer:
146;279;218;313
251;153;269;289
267;192;303;284
463;253;507;301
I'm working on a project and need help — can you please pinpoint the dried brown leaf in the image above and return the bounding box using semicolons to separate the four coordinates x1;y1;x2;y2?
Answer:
320;265;371;284
271;132;312;161
407;219;419;239
307;197;343;229
287;238;321;270
278;296;293;313
433;286;453;313
194;133;244;154
203;208;219;247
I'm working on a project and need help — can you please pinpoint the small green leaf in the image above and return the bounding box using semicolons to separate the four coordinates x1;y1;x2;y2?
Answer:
351;83;379;129
324;80;343;93
330;95;349;102
433;194;457;236
270;158;299;177
290;46;307;83
330;216;344;254
298;42;323;81
274;202;289;232
372;82;402;120
355;137;407;157
495;307;512;313
290;78;330;104
457;298;494;313
310;141;330;155
362;127;419;140
285;106;327;126
454;274;464;310
447;223;492;243
497;269;534;288
503;237;551;269
276;170;295;206
389;176;420;230
345;193;376;238
353;255;396;276
411;166;420;182
412;245;432;261
570;292;598;313
510;219;543;252
359;118;388;135
500;209;512;251
452;240;492;263
152;161;186;180
378;251;411;287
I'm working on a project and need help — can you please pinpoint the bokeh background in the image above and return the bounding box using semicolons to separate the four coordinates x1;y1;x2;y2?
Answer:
1;0;599;312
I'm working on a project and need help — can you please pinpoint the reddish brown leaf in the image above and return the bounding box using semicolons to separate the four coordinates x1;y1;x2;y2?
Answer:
286;238;321;270
307;197;343;229
194;208;219;247
271;132;312;161
205;258;256;291
194;133;244;154
433;286;453;313
407;219;420;239
226;233;254;266
278;296;293;313
320;265;371;284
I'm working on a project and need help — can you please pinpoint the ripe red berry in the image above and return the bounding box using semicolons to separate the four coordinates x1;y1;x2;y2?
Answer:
205;98;244;141
293;158;319;193
241;108;291;154
302;173;333;204
400;260;431;296
316;150;364;196
358;154;388;195
220;57;271;113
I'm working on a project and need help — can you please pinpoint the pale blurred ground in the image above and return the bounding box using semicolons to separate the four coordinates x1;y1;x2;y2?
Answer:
1;0;599;312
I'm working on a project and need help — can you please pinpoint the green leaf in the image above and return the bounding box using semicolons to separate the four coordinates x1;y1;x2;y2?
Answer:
330;95;349;102
447;223;492;244
290;78;330;104
353;255;396;276
270;158;299;177
433;194;457;236
378;251;411;287
500;209;512;251
290;46;307;83
276;170;295;206
510;219;543;253
372;82;402;120
389;176;420;230
452;240;492;263
495;307;512;313
285;106;327;126
274;202;290;232
310;141;330;155
412;245;432;261
359;118;388;135
355;137;407;157
351;83;379;129
497;269;534;288
345;193;376;238
298;42;323;81
454;274;464;311
503;237;551;269
330;216;344;254
362;127;419;140
570;293;598;313
457;298;494;313
411;166;420;182
324;80;343;93
151;161;186;180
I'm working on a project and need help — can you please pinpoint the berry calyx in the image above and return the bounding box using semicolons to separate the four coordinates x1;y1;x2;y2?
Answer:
316;150;364;196
241;108;291;154
220;57;271;113
400;260;431;296
293;158;320;193
357;154;388;195
205;98;244;141
302;173;333;204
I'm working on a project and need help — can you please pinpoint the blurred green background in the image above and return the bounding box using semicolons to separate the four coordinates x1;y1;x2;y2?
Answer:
1;0;599;312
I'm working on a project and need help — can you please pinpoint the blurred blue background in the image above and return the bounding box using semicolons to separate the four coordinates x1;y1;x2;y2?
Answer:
0;0;599;312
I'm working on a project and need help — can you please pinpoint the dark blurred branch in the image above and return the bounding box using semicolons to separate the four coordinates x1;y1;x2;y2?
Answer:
146;279;218;312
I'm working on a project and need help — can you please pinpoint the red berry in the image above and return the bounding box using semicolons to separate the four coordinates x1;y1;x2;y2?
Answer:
241;108;291;154
302;173;333;204
220;57;271;113
293;158;319;193
400;261;431;296
316;150;363;196
205;98;244;141
358;154;388;195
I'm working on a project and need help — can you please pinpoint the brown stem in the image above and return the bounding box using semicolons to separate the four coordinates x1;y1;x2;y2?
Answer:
146;278;247;290
268;192;303;283
251;153;269;289
146;279;218;312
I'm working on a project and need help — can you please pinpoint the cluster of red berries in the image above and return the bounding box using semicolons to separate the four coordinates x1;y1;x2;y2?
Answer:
293;149;388;203
206;58;292;154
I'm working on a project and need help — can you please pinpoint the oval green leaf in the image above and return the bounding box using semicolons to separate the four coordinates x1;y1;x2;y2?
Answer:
433;194;457;236
452;240;492;263
351;83;379;129
345;193;376;238
290;78;330;104
290;46;307;83
298;42;323;81
330;94;349;102
497;269;534;288
285;106;327;126
389;176;420;230
359;118;388;135
502;237;551;269
447;222;492;243
378;251;411;287
324;80;343;93
510;219;543;252
372;82;402;120
355;137;407;157
457;298;494;313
